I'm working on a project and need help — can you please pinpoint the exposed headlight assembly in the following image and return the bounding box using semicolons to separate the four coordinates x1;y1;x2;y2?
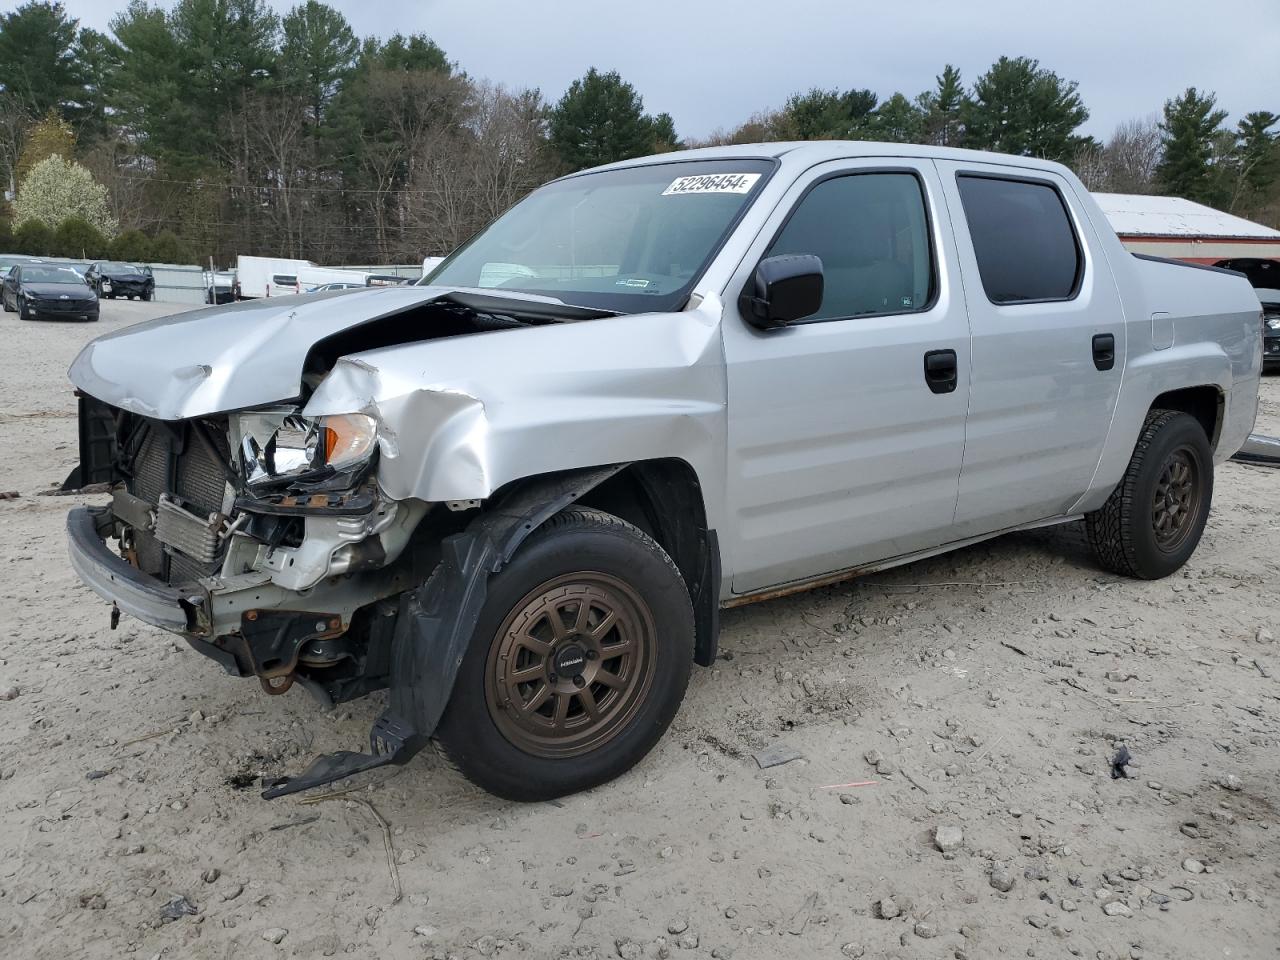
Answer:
235;410;377;487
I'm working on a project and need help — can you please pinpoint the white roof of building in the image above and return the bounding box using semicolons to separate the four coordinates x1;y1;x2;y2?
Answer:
1094;192;1280;240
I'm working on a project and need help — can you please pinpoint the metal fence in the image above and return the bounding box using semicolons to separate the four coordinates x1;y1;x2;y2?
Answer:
338;263;424;280
150;264;208;305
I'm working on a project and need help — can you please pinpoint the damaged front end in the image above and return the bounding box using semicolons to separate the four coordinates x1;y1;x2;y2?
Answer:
65;390;632;797
66;394;434;690
64;390;454;790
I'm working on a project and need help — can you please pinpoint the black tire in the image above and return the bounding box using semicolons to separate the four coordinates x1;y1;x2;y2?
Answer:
17;296;31;321
435;507;693;801
142;289;152;302
1086;410;1213;579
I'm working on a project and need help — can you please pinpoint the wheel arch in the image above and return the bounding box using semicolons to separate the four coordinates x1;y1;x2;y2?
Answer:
387;460;719;754
1149;384;1224;448
486;458;719;667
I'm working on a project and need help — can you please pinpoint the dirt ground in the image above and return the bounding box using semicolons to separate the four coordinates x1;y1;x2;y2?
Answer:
1;299;1278;960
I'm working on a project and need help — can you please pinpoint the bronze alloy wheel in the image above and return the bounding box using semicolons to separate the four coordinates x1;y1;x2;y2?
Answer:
1151;446;1201;553
485;572;657;759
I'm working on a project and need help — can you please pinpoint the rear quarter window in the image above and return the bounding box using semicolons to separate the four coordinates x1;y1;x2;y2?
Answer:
956;175;1082;304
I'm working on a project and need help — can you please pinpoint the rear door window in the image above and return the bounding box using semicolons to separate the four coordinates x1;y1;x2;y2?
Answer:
955;175;1082;304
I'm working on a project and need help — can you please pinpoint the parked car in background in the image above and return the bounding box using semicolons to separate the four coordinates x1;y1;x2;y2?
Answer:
1214;258;1280;371
307;281;365;292
65;142;1261;803
86;261;155;301
204;270;236;304
3;263;99;321
0;254;46;274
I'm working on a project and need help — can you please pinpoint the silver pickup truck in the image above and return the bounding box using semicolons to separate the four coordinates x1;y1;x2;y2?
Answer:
65;142;1262;800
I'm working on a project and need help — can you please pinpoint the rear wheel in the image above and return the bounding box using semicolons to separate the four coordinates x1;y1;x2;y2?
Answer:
435;508;693;801
2;292;11;313
1086;410;1213;579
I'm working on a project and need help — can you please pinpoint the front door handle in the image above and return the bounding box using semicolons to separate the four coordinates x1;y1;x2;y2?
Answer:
923;349;958;394
1092;333;1115;371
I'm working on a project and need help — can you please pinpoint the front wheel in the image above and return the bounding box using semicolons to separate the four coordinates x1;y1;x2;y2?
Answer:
435;507;693;801
1086;410;1213;579
17;296;31;321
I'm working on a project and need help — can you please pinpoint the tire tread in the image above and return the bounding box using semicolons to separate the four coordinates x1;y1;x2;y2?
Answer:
1086;409;1208;579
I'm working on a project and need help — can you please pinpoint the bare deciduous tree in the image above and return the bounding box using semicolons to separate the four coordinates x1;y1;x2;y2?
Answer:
1074;116;1163;194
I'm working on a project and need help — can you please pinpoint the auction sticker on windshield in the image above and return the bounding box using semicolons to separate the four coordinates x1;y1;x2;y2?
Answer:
662;173;761;196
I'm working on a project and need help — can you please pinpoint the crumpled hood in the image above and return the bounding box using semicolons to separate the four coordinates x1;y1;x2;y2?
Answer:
68;285;573;421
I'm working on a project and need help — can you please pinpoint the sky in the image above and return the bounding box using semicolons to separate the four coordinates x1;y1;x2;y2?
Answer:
57;0;1280;141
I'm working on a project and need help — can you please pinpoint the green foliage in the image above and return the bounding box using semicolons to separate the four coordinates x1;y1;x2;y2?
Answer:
0;2;84;116
549;68;675;171
961;56;1088;161
0;215;13;250
109;228;150;261
918;64;966;146
1156;87;1230;205
783;88;878;140
1234;111;1279;201
110;0;279;171
374;32;450;73
13;217;55;255
146;229;192;263
53;216;108;258
281;1;358;123
874;93;925;144
14;155;118;235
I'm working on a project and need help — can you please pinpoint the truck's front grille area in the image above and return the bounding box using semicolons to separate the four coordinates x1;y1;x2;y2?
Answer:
121;415;232;585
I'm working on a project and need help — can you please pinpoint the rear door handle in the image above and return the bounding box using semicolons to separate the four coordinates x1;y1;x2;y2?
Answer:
1092;333;1115;371
923;349;958;394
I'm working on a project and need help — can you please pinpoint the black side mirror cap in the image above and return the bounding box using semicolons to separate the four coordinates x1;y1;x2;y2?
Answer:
739;254;824;330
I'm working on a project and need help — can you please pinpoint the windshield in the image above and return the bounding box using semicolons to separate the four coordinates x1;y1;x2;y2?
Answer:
422;159;775;313
23;266;83;283
100;262;143;274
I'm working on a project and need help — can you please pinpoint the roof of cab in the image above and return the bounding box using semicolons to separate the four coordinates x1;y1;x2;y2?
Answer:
580;140;1075;178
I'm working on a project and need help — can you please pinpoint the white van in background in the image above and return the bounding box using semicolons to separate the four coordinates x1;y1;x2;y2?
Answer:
234;256;312;298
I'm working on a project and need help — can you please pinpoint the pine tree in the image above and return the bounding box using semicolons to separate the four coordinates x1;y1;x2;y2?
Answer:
0;2;84;117
1234;111;1279;206
549;68;672;171
874;93;925;143
961;56;1088;161
918;65;965;146
1155;87;1229;205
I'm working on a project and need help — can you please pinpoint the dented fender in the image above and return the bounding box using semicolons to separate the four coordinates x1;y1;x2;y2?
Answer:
302;298;729;522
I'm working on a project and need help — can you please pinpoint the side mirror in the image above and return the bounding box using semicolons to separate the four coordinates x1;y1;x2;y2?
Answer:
739;254;824;330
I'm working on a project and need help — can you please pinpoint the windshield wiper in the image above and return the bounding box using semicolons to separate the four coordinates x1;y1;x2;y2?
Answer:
436;291;620;323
